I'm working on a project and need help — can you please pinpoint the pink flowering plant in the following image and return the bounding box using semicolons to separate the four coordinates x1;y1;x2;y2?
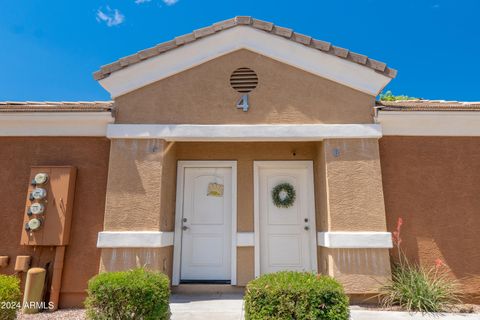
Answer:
379;217;462;313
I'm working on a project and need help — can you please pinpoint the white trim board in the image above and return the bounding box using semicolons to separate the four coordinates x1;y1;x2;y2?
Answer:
97;231;174;248
98;27;392;98
317;232;393;249
107;124;382;140
376;111;480;136
172;161;237;286
0;112;114;137
236;232;254;247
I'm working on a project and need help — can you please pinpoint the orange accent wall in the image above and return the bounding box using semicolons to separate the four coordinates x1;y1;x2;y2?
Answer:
380;136;480;302
0;137;110;308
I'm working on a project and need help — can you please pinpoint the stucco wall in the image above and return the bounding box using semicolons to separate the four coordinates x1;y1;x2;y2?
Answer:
380;136;480;302
323;139;387;231
0;137;110;308
102;141;320;285
103;139;176;232
320;138;391;293
113;49;375;125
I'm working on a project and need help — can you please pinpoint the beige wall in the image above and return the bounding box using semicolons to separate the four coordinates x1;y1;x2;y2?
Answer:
103;139;176;232
102;140;391;292
323;139;387;231
319;138;391;293
113;49;375;125
100;247;173;279
102;141;320;285
0;137;110;308
380;136;480;303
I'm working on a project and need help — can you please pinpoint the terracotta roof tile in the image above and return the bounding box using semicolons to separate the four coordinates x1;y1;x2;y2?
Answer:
0;101;114;113
193;26;216;39
366;58;387;72
251;18;274;32
348;52;368;65
175;33;196;45
311;39;331;52
331;45;349;58
93;17;396;81
376;100;480;112
212;18;237;31
272;25;293;38
292;32;312;45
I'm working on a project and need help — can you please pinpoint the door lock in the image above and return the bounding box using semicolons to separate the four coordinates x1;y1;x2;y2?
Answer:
183;218;187;222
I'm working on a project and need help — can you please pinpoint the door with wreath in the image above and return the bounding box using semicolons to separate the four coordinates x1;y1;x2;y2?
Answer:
255;161;317;275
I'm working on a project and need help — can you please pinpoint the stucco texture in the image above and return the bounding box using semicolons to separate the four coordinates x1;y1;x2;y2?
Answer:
103;139;176;232
318;138;391;293
322;138;388;231
103;140;392;292
103;141;320;285
100;247;173;279
380;136;480;302
113;49;375;125
0;137;110;308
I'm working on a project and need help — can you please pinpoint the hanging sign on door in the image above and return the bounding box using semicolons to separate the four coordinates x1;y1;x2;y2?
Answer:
207;183;224;197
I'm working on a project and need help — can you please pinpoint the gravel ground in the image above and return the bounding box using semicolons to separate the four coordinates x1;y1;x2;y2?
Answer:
17;309;86;320
15;304;480;319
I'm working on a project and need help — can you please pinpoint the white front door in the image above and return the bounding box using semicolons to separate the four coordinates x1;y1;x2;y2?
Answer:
179;166;232;282
255;161;317;275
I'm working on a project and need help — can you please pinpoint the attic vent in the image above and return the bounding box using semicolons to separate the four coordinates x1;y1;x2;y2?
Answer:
229;68;258;93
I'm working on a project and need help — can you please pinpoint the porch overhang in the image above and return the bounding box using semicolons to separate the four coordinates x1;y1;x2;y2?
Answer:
106;124;382;141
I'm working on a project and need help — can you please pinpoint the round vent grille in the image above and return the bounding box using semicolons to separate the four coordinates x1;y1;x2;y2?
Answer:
229;68;258;93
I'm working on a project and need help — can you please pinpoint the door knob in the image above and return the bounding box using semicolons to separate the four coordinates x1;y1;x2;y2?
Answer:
182;226;189;231
304;226;310;231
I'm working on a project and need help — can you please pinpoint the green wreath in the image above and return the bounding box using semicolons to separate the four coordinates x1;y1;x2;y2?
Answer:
272;183;296;208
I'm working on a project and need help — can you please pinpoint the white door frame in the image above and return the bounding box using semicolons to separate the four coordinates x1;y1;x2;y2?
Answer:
172;160;237;286
253;161;318;277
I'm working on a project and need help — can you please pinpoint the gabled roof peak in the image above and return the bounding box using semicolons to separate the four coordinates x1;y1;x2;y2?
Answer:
93;16;396;81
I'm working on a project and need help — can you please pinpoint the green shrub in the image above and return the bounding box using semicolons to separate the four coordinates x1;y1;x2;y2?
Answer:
381;217;463;313
380;259;462;313
85;268;170;320
379;90;418;101
244;271;349;320
0;274;21;320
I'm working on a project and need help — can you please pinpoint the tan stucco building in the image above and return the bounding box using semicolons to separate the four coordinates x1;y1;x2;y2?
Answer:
1;17;479;307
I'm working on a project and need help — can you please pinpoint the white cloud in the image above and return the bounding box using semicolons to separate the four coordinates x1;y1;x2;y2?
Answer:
96;6;125;27
163;0;179;5
135;0;151;4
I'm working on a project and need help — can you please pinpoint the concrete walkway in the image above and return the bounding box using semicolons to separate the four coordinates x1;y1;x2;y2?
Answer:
170;293;244;320
170;293;480;320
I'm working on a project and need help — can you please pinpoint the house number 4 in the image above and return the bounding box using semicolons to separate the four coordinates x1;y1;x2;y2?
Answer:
236;94;249;112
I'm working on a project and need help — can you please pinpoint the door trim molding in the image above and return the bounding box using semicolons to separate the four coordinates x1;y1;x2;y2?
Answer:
172;160;237;286
253;161;318;278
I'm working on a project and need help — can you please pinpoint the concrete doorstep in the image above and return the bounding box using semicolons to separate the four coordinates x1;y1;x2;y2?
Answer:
169;293;480;320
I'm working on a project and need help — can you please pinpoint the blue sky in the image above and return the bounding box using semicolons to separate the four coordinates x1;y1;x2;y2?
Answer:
0;0;478;101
